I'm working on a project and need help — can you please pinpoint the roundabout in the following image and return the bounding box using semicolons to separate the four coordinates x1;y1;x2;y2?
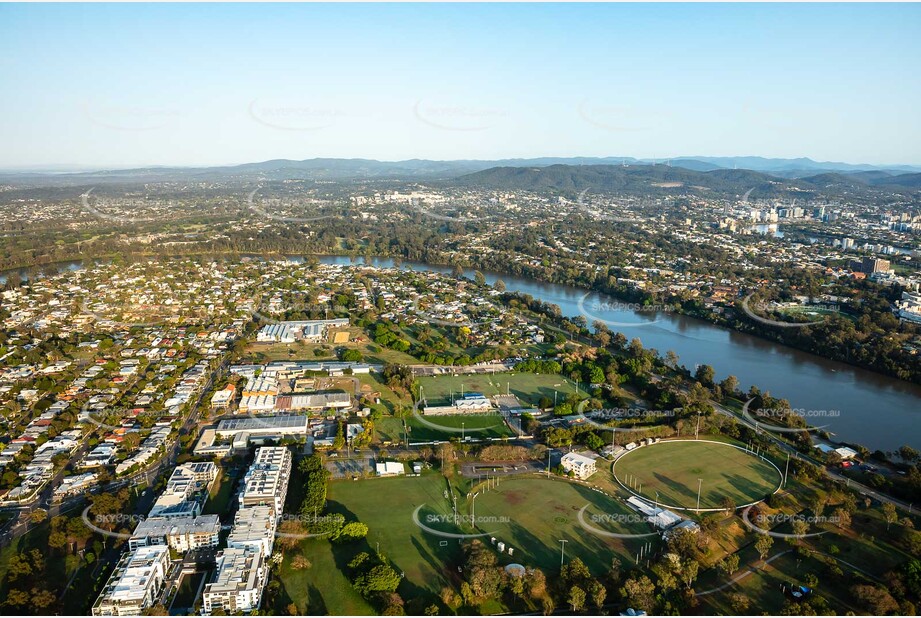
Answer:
611;439;783;512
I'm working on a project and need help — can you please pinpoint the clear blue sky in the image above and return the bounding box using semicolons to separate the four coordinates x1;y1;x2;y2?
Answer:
1;3;919;169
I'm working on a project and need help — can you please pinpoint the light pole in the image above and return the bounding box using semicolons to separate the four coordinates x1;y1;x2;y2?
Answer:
696;478;703;511
695;412;701;440
461;422;465;443
783;452;790;488
558;539;568;567
471;492;480;525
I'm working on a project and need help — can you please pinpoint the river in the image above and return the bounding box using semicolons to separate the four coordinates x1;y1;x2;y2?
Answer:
3;255;919;452
317;255;921;453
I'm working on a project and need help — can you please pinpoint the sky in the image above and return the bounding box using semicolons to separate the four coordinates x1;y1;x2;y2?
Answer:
1;3;920;169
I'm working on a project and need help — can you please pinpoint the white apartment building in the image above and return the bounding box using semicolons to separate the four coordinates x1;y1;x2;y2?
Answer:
92;545;170;616
202;548;267;614
129;514;221;552
561;452;597;479
239;447;292;514
148;461;217;518
227;505;277;557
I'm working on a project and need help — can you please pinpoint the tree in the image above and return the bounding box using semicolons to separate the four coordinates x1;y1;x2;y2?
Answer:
333;521;369;543
568;585;586;612
276;520;307;550
790;519;809;543
898;445;920;464
3;589;29;609
720;375;739;397
291;554;312;570
681;559;700;590
719;554;740;576
333;422;346;450
694;364;715;387
729;592;750;613
588;580;606;610
851;584;899;614
30;587;56;611
440;587;462;614
6;553;33;580
353;564;402;595
833;507;851;529
883;502;898;531
621;575;656;612
755;534;773;560
29;508;47;524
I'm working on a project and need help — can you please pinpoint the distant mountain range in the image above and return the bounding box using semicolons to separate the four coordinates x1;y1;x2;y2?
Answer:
456;164;921;198
1;156;920;192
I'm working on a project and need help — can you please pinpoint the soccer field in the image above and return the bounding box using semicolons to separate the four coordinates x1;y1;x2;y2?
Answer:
468;477;650;573
417;372;579;407
612;439;782;510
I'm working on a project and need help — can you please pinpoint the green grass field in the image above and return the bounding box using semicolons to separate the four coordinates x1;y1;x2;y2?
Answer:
332;474;463;606
417;372;580;407
376;414;513;444
275;473;463;614
273;537;375;616
613;440;782;510
284;473;651;613
469;476;651;574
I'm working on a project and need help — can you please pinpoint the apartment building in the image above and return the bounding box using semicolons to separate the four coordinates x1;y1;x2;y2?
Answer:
201;548;267;614
148;461;217;518
227;505;276;557
238;446;292;514
129;514;221;552
92;545;170;616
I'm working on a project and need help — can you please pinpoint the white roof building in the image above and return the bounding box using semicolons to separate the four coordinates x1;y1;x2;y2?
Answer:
227;505;277;557
129;514;221;553
376;461;405;476
239;447;292;514
202;548;267;615
92;545;170;616
561;452;597;479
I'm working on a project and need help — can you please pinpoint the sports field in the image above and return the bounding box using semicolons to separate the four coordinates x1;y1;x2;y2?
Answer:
612;440;782;510
417;372;579;407
328;474;462;600
467;477;650;573
376;413;513;444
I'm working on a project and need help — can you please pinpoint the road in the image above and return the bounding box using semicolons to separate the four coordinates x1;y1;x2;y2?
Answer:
0;357;226;548
712;399;915;514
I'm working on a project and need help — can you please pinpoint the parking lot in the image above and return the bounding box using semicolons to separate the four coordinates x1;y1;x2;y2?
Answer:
326;457;375;478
